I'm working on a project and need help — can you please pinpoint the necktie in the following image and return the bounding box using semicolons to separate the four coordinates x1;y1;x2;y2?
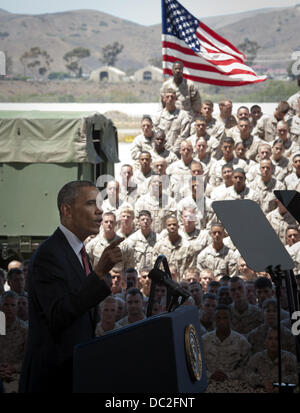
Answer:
80;246;90;276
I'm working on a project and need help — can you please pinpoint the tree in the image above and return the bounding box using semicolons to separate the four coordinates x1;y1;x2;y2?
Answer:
100;42;124;66
20;47;52;80
63;47;90;78
237;38;260;67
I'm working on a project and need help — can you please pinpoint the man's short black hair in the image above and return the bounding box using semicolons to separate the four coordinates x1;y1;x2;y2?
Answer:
254;277;273;290
57;180;95;216
138;210;152;219
126;287;143;299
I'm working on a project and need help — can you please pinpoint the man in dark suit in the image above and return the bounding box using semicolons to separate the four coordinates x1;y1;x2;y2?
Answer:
19;181;123;393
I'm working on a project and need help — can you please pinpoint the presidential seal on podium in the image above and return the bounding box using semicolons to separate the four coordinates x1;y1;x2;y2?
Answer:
184;324;202;382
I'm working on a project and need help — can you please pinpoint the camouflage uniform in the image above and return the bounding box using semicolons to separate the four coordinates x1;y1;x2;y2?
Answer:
101;199;133;223
158;227;210;255
116;314;146;328
194;153;215;179
190;116;225;141
246;349;297;389
187;133;220;158
256;115;281;142
130;133;154;161
85;233;134;269
272;157;293;181
215;114;237;132
246;324;296;355
160;77;201;118
209;157;247;187
196;244;237;276
229;303;264;335
248;158;292;183
270;136;300;159
287;241;300;274
153;235;195;278
0;318;27;393
287;91;300;118
226;125;243;142
149;147;178;165
135;193;177;234
266;208;298;245
133;168;155;187
167;159;193;195
181;227;210;254
153;108;191;154
284;171;300;190
249;176;285;214
126;229;157;273
222;185;260;203
202;330;251;380
240;135;262;161
289;114;300;145
210;184;233;201
95;322;119;337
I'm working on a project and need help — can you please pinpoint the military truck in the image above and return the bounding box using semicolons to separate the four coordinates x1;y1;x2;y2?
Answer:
0;110;119;267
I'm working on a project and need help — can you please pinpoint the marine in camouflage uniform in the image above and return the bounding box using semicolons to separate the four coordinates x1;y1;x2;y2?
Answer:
85;213;134;270
196;223;237;276
229;277;264;335
126;210;158;273
159;61;201;120
249;159;285;215
0;292;28;393
246;327;297;391
130;115;155;162
135;175;177;234
152;216;195;279
266;201;298;245
154;88;191;156
202;305;251;382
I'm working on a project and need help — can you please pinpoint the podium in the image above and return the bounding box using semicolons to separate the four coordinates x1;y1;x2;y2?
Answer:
73;306;207;393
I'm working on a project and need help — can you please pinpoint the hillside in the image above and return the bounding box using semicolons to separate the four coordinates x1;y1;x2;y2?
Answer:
0;5;299;76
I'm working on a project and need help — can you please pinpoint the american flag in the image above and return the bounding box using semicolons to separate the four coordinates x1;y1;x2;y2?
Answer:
162;0;267;86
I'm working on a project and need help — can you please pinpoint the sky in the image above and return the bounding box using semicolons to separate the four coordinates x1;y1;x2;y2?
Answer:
0;0;298;26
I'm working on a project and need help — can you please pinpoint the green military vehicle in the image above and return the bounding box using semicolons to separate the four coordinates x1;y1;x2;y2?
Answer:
0;110;119;268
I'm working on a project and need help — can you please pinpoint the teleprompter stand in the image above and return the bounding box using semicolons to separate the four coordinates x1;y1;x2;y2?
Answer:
212;199;299;393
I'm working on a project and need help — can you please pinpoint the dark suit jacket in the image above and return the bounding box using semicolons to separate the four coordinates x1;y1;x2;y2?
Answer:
19;228;111;393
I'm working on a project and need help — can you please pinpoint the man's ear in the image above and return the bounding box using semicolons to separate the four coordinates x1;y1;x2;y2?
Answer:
60;203;72;219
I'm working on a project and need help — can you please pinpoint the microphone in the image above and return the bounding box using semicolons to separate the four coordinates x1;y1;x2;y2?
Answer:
148;268;191;301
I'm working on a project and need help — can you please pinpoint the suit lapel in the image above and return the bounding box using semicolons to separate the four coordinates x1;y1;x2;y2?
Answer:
54;228;99;326
54;228;87;284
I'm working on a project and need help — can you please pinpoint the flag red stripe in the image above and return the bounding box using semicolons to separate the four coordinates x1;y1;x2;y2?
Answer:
196;32;244;64
163;68;266;86
162;40;197;56
199;21;246;60
163;45;251;69
163;58;258;77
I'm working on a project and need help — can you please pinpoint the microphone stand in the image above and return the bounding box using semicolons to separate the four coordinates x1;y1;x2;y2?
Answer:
147;255;189;317
267;265;297;393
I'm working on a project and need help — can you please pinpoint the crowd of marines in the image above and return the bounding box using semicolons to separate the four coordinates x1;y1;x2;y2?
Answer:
1;61;300;392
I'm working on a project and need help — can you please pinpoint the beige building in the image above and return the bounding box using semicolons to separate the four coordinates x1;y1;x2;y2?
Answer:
133;65;163;82
89;66;126;83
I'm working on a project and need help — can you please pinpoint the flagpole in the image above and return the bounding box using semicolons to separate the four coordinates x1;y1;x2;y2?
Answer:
161;0;167;82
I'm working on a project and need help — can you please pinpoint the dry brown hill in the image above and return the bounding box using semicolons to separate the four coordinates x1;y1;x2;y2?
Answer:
0;5;299;76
